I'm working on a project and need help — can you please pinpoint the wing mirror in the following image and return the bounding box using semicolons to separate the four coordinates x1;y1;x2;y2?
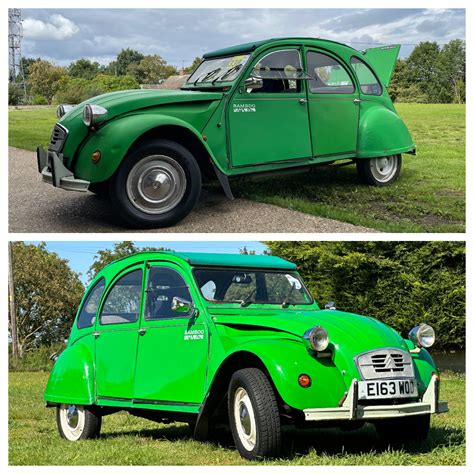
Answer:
325;301;336;310
244;76;263;90
171;296;195;314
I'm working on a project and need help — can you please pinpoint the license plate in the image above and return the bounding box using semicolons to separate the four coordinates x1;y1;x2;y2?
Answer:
358;379;418;400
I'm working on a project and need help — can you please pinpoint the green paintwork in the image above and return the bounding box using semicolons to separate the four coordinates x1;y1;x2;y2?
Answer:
45;251;439;417
47;37;415;186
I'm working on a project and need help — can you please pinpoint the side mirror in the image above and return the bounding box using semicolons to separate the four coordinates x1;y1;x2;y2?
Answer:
325;301;336;310
171;296;194;314
244;76;263;90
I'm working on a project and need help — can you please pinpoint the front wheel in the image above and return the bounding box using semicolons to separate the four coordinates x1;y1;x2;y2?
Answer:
356;155;402;186
375;414;430;444
56;404;102;441
228;368;281;460
110;139;202;228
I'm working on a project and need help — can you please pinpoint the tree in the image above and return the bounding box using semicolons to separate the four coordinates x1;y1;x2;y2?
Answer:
10;242;84;356
438;39;466;104
184;56;203;74
28;60;66;104
127;55;178;84
68;58;101;80
114;48;145;76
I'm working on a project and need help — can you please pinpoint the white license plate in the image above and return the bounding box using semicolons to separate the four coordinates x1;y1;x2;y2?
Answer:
358;379;418;400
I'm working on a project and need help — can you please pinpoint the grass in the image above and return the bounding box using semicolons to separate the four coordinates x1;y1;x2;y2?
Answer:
8;103;465;232
9;371;465;465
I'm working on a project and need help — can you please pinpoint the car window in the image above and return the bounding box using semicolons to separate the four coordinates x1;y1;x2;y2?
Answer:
77;278;105;329
100;269;143;325
250;49;304;93
350;57;382;95
307;52;355;94
145;267;193;320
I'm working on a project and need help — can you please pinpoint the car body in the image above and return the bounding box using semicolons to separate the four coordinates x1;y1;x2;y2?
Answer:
37;37;415;228
45;251;447;459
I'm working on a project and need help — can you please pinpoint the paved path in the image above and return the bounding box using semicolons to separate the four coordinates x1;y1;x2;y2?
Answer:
9;147;376;233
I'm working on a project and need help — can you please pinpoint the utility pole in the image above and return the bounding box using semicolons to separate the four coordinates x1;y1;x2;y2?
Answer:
8;242;19;363
8;8;27;100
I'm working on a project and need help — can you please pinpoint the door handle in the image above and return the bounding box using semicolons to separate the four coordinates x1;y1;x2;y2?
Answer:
299;98;308;105
92;332;100;338
138;328;147;336
353;98;361;104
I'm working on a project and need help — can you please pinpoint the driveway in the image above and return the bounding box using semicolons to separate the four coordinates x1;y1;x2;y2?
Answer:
9;147;376;233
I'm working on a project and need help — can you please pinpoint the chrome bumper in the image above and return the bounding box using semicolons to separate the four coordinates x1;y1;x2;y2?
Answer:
304;374;448;422
37;145;89;192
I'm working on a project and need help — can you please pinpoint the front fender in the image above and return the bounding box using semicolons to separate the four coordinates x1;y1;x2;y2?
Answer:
232;338;348;411
44;335;95;405
404;339;439;394
357;103;415;158
73;114;219;183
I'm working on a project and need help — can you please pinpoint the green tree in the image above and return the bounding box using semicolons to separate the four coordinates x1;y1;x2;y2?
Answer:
68;58;101;80
114;48;145;76
127;55;178;84
28;60;66;104
438;39;466;104
184;56;202;74
10;242;84;356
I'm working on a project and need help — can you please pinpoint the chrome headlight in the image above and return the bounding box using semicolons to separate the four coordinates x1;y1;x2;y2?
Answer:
409;323;435;348
83;104;108;127
304;326;329;352
56;104;74;118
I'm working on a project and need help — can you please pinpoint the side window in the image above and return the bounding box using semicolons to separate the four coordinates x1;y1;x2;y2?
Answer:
100;269;143;325
145;267;193;320
350;57;382;96
307;52;355;94
77;279;105;329
250;49;303;93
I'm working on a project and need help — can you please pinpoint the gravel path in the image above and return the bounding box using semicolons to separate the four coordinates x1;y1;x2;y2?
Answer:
9;147;376;233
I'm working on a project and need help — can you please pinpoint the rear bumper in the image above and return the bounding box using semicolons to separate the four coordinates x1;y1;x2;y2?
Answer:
304;374;448;422
37;145;89;192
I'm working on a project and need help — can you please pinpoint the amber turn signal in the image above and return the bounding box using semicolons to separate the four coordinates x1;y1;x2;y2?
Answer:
91;150;101;163
298;374;311;388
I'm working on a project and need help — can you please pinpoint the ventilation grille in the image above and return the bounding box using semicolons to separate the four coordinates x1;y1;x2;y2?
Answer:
48;124;68;153
356;348;414;380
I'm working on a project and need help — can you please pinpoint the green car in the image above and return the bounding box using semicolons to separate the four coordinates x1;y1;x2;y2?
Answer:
37;37;415;228
45;252;447;460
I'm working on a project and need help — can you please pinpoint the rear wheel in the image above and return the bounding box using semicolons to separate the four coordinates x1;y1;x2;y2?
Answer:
56;404;102;441
357;155;401;186
228;368;281;460
375;414;430;444
110;139;201;228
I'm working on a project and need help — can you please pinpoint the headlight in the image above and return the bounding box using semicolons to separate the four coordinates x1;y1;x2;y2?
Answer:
56;104;74;118
82;104;108;127
409;323;435;348
304;326;329;352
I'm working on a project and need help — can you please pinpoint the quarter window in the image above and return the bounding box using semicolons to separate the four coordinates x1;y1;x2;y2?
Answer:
306;52;355;94
77;278;105;329
100;269;143;325
145;267;193;320
250;49;304;93
350;57;382;95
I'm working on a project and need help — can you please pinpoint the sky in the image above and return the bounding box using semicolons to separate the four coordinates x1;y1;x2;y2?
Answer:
25;241;268;284
20;8;466;68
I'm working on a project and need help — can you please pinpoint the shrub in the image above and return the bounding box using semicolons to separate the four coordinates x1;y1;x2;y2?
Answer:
8;83;23;105
32;95;48;105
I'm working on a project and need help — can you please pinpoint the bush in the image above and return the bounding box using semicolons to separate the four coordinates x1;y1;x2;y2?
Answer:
8;83;23;105
32;95;48;105
9;342;66;372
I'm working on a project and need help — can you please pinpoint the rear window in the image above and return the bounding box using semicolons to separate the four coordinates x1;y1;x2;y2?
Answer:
351;57;382;96
77;278;105;329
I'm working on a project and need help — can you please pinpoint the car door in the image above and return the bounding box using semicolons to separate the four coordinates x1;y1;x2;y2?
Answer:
305;49;360;160
94;265;144;400
133;263;208;405
228;47;313;168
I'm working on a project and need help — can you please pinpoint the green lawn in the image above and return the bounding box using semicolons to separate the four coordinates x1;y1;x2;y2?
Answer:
8;103;465;232
9;371;465;465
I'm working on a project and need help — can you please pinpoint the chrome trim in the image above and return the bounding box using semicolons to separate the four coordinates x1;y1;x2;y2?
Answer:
355;348;414;380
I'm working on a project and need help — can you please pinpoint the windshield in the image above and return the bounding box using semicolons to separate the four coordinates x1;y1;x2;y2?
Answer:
194;268;313;306
187;54;250;85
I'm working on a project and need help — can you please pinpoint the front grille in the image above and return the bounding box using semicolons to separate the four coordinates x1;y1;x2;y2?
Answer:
48;124;68;153
355;348;414;380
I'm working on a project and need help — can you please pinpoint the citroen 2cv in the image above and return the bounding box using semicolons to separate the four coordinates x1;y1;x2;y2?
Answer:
37;38;415;228
45;252;447;460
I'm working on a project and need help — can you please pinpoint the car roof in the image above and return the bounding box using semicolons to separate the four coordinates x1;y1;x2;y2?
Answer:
203;37;359;59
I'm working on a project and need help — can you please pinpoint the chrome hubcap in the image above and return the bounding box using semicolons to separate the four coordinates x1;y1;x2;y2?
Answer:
66;405;79;429
126;155;186;214
234;387;256;451
370;155;398;183
59;404;85;441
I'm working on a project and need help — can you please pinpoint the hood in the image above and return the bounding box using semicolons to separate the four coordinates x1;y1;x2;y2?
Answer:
209;307;409;355
59;89;224;125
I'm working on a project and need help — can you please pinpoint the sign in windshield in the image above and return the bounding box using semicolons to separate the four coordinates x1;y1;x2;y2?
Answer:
187;54;250;85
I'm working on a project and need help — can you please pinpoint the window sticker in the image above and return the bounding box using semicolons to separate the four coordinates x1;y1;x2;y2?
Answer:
285;274;302;289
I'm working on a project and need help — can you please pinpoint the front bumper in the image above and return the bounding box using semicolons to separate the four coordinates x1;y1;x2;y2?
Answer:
37;145;89;192
304;374;448;422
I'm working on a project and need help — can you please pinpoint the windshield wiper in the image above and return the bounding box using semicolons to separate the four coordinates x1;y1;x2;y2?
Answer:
240;288;256;307
281;282;296;308
194;67;221;86
213;63;243;84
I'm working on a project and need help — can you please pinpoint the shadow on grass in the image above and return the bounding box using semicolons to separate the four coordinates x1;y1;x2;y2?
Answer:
100;422;464;461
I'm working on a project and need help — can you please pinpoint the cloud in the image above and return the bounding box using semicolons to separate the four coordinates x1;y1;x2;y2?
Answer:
23;14;79;40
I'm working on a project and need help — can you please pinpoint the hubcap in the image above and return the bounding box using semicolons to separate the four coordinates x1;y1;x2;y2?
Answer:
370;155;398;183
66;404;79;429
126;155;187;214
59;404;85;441
234;387;257;451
